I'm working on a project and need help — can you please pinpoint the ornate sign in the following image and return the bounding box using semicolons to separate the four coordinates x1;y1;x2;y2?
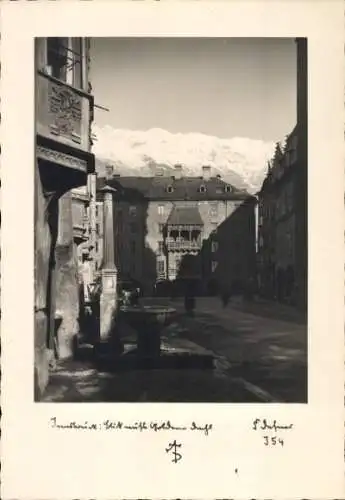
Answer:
48;81;82;139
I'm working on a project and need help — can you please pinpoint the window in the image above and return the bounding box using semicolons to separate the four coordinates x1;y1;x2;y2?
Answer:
96;223;100;234
166;185;174;193
158;241;164;254
211;241;218;253
209;203;218;218
158;204;165;216
129;205;137;217
211;261;218;272
199;184;207;193
157;259;165;275
158;223;165;233
225;185;232;193
46;38;83;88
47;37;68;81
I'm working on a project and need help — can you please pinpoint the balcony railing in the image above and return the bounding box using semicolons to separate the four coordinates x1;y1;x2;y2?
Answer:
165;238;201;251
36;70;93;153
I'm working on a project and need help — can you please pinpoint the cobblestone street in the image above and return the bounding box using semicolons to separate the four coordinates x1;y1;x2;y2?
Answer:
42;296;307;403
157;297;307;402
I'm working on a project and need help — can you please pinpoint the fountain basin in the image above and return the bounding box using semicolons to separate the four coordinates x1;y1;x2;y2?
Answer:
120;305;177;359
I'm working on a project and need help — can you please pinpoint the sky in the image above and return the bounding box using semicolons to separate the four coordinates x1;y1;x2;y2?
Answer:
90;37;297;143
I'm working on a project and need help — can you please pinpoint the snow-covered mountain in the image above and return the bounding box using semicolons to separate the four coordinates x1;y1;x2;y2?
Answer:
92;124;276;193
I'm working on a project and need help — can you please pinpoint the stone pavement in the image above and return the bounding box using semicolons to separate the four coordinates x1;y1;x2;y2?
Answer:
231;296;306;324
147;297;307;402
41;297;307;403
41;358;264;403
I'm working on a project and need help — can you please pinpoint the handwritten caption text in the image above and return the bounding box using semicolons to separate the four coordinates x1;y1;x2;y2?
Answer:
49;417;213;436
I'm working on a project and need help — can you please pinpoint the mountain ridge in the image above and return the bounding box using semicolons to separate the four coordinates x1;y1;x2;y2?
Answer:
92;124;277;193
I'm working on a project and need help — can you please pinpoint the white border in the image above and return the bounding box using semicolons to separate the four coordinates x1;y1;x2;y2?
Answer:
1;1;344;498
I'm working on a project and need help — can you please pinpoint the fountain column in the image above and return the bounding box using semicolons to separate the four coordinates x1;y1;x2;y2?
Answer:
87;172;97;282
99;184;118;344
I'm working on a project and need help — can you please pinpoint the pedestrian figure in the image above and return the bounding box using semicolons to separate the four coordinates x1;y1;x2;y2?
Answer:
221;289;230;308
184;295;195;316
184;279;196;316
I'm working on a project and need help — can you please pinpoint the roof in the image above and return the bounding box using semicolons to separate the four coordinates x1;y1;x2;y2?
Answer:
96;175;251;202
166;205;203;226
258;124;298;197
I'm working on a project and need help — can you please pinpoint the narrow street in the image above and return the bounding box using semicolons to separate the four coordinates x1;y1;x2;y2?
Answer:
42;296;307;403
33;38;309;406
147;297;307;402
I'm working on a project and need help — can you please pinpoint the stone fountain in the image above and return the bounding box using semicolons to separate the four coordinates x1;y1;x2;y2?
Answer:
117;304;215;371
119;305;177;367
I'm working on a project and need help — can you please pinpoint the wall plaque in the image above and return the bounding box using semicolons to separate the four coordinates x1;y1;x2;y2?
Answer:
48;81;82;141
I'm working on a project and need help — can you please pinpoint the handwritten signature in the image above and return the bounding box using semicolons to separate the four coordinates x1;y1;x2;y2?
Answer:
49;417;213;436
252;418;293;432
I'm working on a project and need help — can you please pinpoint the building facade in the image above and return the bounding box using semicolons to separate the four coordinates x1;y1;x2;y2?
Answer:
257;38;307;311
96;164;256;295
257;133;297;302
208;195;257;296
71;172;97;303
34;37;95;398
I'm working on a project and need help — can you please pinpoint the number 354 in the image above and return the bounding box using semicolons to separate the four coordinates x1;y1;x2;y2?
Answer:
263;436;284;447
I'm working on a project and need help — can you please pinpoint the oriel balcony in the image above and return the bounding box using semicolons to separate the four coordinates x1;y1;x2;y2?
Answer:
165;237;202;252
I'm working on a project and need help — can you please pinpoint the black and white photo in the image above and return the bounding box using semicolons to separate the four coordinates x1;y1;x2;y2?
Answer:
34;37;308;403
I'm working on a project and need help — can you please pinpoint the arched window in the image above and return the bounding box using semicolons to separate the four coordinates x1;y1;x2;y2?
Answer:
166;185;174;193
225;185;232;193
199;184;206;193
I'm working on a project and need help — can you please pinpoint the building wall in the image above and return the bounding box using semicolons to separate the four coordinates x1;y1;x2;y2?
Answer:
95;201;104;271
275;213;295;269
34;37;94;399
54;191;79;359
95;196;251;293
256;39;307;311
71;190;87;227
211;198;257;294
113;199;146;283
94;174;254;295
257;133;303;304
295;38;308;311
87;173;97;278
34;164;54;398
143;199;231;291
257;182;277;296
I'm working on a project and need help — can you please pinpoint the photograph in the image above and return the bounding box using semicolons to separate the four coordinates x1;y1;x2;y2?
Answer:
34;36;308;403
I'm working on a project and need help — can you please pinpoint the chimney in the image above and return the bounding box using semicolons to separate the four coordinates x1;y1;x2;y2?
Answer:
174;163;183;180
202;165;212;181
155;167;164;177
105;164;114;179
